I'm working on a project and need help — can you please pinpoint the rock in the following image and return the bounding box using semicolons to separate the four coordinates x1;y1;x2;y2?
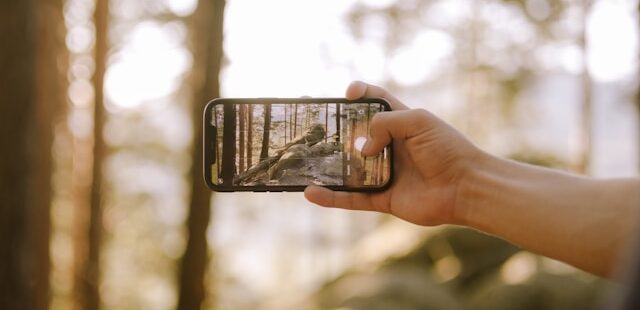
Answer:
268;144;312;179
309;142;339;156
306;154;343;185
280;124;326;151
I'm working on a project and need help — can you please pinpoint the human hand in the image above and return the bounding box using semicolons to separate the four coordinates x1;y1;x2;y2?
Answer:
304;81;483;226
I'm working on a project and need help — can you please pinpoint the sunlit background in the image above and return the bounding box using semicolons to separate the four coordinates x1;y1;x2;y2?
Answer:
21;0;640;309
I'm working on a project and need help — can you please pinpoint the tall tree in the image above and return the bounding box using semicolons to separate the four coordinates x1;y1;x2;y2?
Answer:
260;103;272;160
293;103;298;138
0;0;66;308
335;103;341;143
247;105;253;168
325;103;329;142
221;103;237;184
74;0;110;309
239;104;246;172
284;104;288;143
214;109;221;177
178;0;226;309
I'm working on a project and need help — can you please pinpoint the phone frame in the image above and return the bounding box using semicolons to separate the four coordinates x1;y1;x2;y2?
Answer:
203;97;394;192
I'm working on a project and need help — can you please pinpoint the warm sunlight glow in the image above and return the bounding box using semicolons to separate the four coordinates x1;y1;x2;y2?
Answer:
587;1;638;82
222;0;360;97
500;251;538;285
389;29;453;86
164;0;197;16
105;21;191;109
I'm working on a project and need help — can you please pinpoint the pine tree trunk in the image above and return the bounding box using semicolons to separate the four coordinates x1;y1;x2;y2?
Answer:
336;103;341;143
214;110;221;177
221;103;237;185
247;105;253;168
177;0;226;309
260;103;272;160
325;103;329;142
239;105;246;172
0;0;66;308
293;103;298;138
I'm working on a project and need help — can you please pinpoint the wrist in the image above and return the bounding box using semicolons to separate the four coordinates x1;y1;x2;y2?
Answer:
452;150;511;230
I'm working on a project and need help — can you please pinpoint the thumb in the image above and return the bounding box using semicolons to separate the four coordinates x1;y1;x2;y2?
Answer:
361;109;433;156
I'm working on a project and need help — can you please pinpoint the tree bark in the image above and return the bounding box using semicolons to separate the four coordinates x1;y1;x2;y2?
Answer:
221;103;237;185
260;103;272;160
335;103;341;143
293;103;298;138
76;0;110;309
214;109;221;177
177;0;225;309
247;105;253;168
239;104;246;172
325;103;329;142
0;0;66;308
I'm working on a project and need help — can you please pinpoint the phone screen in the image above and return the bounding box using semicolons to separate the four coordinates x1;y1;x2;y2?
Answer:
203;98;392;191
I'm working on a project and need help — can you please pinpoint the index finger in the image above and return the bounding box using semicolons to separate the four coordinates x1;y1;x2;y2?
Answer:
304;185;390;213
346;81;409;111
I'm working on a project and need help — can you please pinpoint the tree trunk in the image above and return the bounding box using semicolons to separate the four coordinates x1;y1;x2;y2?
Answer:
335;103;341;143
260;103;272;160
284;104;288;143
76;0;110;309
325;103;329;142
214;109;221;177
177;0;225;309
247;105;253;168
0;0;66;308
239;104;246;172
221;103;237;185
293;103;298;138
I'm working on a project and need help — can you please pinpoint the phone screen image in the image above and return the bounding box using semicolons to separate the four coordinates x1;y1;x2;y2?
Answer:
204;98;392;191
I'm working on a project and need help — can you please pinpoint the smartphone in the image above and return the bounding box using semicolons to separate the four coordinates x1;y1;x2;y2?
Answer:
203;98;393;192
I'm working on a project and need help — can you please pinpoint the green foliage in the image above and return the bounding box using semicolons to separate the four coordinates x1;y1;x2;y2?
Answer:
311;227;609;309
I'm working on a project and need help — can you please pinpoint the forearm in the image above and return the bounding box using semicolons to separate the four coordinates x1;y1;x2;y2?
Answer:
456;152;640;277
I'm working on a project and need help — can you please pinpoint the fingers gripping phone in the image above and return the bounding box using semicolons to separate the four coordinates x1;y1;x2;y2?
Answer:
203;98;393;192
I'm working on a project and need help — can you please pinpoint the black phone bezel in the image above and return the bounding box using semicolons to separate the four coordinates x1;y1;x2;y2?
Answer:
203;97;394;192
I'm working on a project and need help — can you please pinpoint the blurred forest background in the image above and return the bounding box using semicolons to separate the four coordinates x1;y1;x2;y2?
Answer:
1;0;638;309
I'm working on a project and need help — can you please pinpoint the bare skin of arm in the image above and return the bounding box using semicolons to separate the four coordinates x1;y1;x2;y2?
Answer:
304;81;640;278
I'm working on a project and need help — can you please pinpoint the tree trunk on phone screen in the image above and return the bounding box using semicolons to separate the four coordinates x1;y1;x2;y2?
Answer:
336;103;341;143
325;103;329;142
293;103;298;138
284;104;288;143
289;105;293;140
77;0;109;308
238;104;246;172
177;0;225;309
221;103;237;184
260;103;272;160
247;105;253;168
0;0;66;308
214;110;221;177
